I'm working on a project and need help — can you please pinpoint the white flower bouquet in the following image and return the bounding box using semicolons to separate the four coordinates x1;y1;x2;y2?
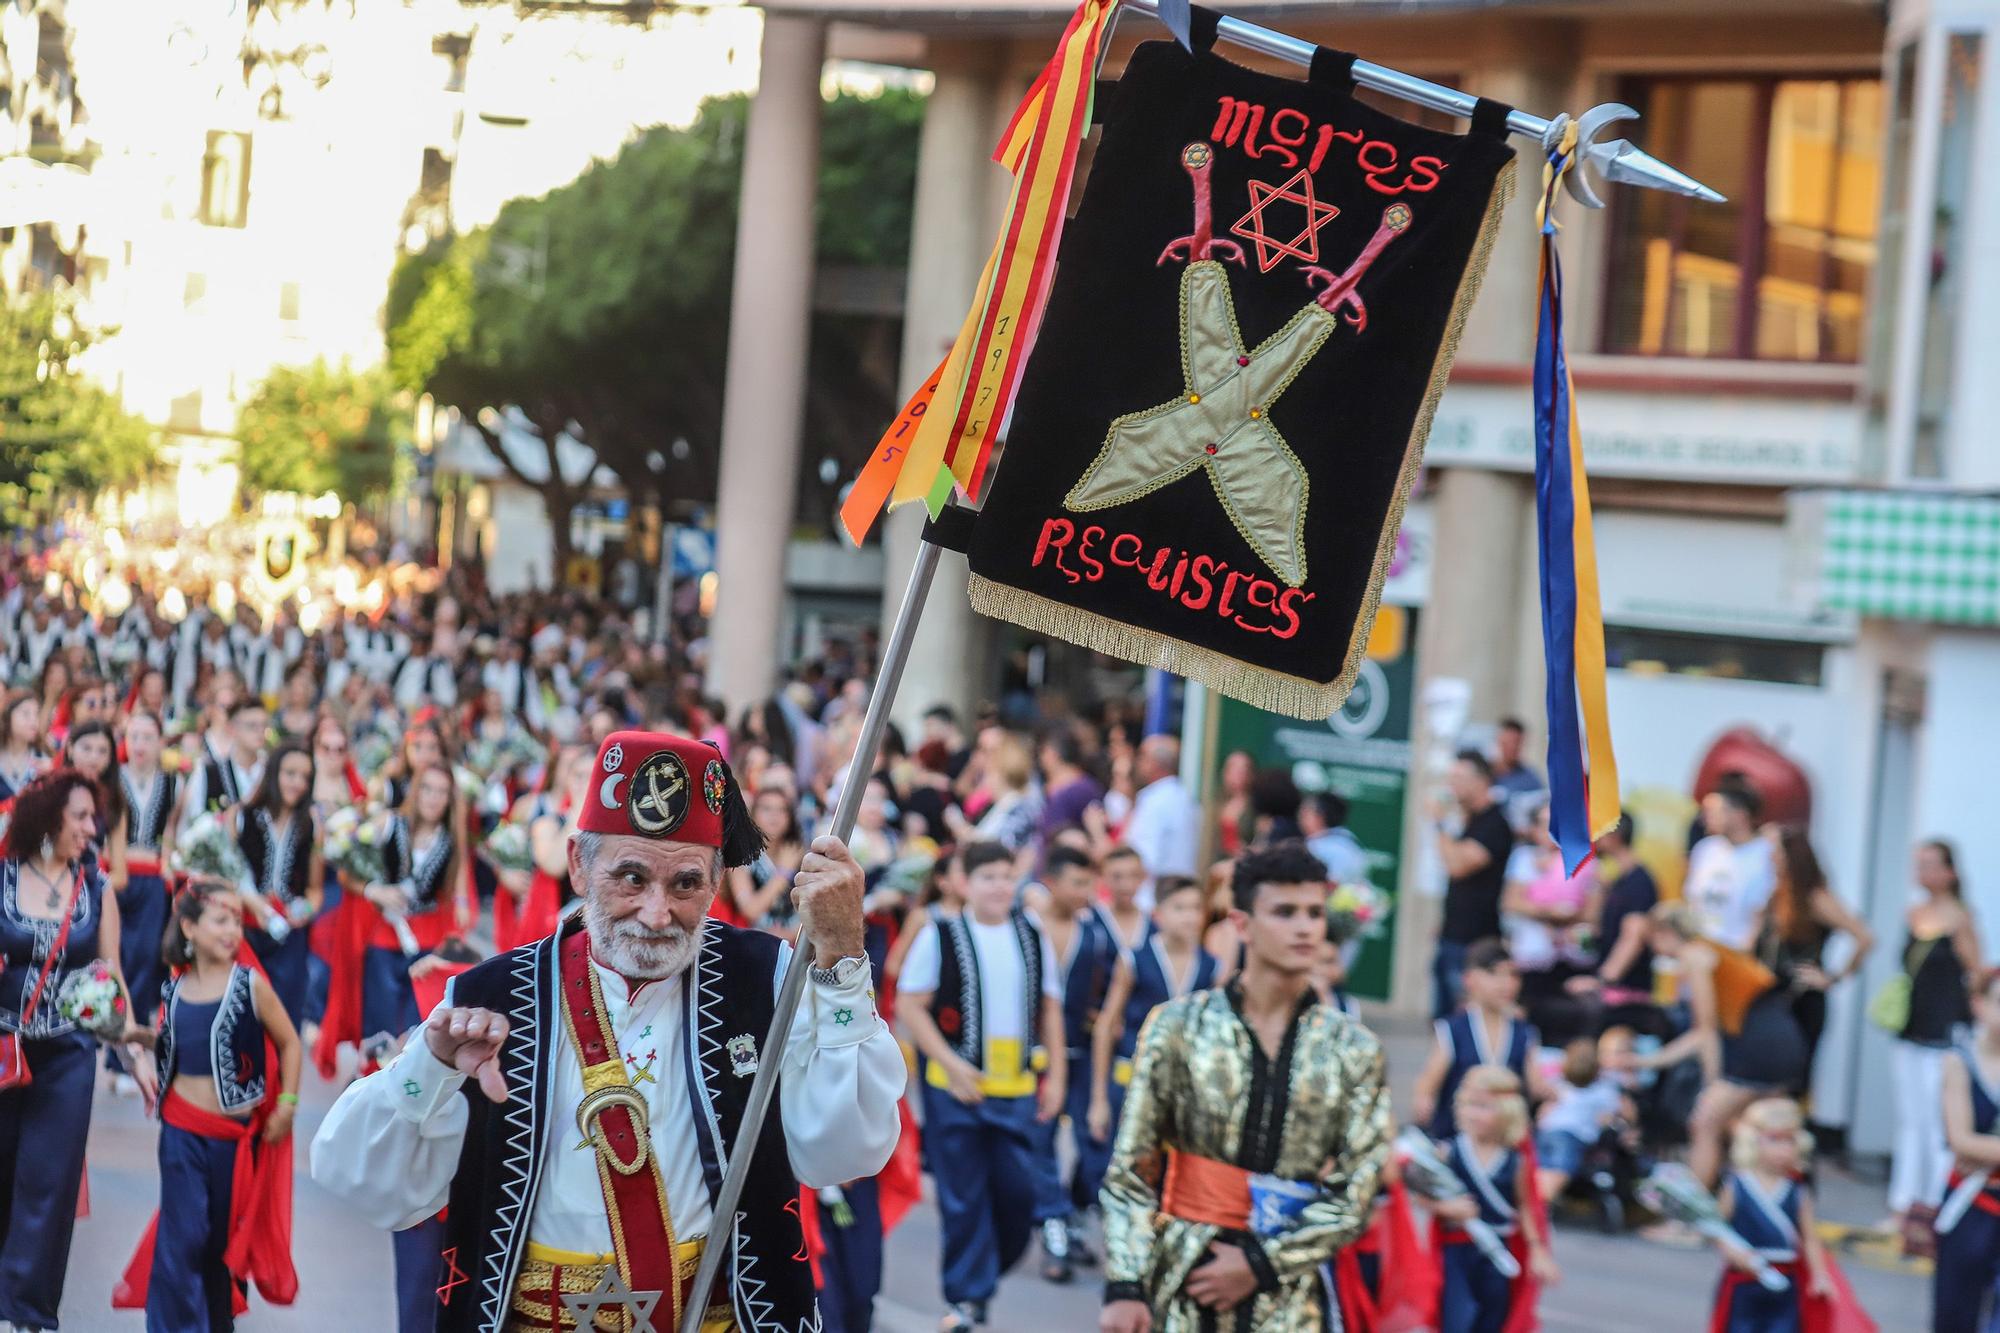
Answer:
325;804;421;956
484;820;535;874
352;730;396;780
322;804;392;885
171;811;249;885
56;958;130;1042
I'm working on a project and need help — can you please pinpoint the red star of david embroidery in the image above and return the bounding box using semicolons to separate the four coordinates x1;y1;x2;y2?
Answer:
436;1245;469;1306
1230;168;1340;274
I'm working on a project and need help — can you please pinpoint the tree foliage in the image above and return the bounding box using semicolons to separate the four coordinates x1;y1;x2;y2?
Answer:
385;86;924;571
0;293;157;521
234;359;405;504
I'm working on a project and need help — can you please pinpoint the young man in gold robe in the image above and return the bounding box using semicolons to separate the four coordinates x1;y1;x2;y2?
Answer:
1100;842;1390;1333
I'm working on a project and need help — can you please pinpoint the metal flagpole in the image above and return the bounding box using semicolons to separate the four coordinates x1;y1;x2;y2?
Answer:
1122;0;1725;207
678;537;944;1331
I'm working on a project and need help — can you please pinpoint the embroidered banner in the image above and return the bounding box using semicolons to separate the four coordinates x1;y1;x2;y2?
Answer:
965;28;1516;719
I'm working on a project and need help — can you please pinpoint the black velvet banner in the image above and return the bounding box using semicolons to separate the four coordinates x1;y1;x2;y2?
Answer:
966;29;1516;719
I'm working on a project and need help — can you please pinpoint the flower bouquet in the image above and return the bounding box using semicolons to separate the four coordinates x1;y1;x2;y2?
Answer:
325;804;420;956
1395;1129;1520;1278
1326;881;1387;945
323;805;392;884
484;820;535;874
1637;1164;1790;1292
352;730;396;781
171;811;250;886
466;730;549;783
56;957;130;1042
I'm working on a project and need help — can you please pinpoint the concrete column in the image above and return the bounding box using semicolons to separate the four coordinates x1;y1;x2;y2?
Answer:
879;52;1011;736
1386;21;1579;1016
707;14;826;713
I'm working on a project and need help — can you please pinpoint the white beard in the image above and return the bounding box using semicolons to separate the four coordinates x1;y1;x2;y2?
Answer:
583;894;700;980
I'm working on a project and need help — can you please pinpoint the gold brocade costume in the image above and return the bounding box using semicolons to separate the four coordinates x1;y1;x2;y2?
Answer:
1102;985;1391;1332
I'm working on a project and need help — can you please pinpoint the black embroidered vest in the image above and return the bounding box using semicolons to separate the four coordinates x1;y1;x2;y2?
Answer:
239;808;312;906
930;911;1045;1068
434;918;820;1333
157;964;267;1115
385;816;455;910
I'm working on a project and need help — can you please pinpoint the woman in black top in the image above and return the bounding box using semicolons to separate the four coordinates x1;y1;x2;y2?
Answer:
1888;840;1980;1232
1755;827;1873;1084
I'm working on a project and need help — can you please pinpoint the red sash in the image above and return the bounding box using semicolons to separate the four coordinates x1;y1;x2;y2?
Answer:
113;1089;297;1310
1947;1171;2000;1220
126;854;164;878
493;870;562;953
558;928;687;1325
1707;1256;1874;1333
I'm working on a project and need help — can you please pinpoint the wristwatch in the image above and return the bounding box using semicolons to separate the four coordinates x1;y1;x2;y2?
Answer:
809;954;869;988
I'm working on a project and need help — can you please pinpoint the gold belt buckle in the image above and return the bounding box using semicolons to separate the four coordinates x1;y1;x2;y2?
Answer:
576;1083;652;1175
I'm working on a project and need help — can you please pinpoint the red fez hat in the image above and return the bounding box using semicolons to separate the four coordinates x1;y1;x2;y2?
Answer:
577;730;736;852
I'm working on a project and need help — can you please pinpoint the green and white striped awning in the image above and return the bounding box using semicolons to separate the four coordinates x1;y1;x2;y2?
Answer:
1799;491;2000;625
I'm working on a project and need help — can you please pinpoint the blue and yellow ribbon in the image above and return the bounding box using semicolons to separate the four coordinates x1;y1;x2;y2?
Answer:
1534;124;1619;873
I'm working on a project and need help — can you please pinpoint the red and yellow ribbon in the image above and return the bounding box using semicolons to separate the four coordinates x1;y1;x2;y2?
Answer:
840;0;1118;544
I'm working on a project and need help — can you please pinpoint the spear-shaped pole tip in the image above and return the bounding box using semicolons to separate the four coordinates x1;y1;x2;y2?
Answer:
1596;138;1729;204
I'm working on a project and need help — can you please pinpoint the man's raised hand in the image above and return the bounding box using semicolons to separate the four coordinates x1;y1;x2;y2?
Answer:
424;1006;511;1103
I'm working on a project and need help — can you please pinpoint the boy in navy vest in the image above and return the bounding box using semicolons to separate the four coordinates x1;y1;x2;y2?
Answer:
896;840;1067;1331
1029;844;1121;1282
1412;938;1553;1140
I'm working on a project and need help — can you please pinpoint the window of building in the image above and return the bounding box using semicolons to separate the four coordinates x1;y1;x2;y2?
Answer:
1605;625;1824;688
1601;74;1882;362
199;130;251;228
183;271;207;310
278;281;301;322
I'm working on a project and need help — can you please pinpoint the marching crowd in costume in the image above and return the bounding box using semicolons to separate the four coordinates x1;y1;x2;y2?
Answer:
0;543;1940;1333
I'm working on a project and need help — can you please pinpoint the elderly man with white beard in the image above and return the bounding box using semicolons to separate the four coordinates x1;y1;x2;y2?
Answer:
312;731;905;1333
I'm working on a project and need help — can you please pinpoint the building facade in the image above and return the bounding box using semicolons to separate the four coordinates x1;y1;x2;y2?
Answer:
709;0;2000;1153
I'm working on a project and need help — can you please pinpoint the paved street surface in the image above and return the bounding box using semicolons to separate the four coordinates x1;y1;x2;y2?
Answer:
62;1014;1931;1332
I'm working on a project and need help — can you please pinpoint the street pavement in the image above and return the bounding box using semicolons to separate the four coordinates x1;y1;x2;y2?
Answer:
61;1013;1933;1332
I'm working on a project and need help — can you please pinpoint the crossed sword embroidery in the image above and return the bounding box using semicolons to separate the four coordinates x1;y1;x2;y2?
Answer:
630;767;685;836
1063;141;1411;588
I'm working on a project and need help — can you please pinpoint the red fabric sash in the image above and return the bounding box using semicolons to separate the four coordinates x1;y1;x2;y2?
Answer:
112;1089;297;1311
313;880;369;1080
1709;1257;1875;1333
126;854;164;878
315;888;454;1080
1947;1171;2000;1220
559;928;683;1320
1368;1175;1429;1333
1332;1247;1376;1333
493;870;561;953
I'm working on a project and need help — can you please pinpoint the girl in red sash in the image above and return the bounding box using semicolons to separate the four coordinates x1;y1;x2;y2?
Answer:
1704;1098;1841;1333
1416;1067;1558;1333
358;763;460;1047
114;882;302;1329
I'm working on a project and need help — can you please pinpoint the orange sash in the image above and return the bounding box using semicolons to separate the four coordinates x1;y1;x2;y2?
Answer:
1160;1148;1254;1231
